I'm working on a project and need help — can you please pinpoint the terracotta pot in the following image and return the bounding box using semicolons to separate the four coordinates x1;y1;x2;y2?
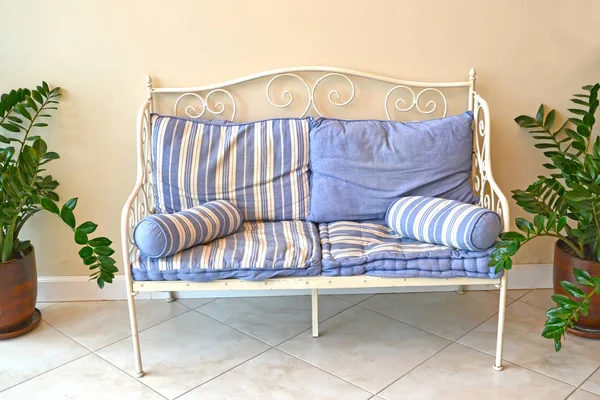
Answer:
553;240;600;339
0;246;41;339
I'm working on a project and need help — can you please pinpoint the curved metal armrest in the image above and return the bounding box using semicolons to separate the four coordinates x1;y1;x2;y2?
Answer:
472;93;510;232
121;100;154;277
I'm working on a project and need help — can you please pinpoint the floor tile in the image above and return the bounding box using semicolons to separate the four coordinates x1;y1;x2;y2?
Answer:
179;348;371;400
490;289;531;300
36;302;58;310
177;298;216;309
278;306;450;393
0;322;89;392
361;291;500;340
519;289;555;309
97;311;269;399
459;301;600;386
198;295;353;345
582;368;600;395
569;390;600;400
333;294;374;304
379;343;574;400
42;299;188;351
0;354;163;399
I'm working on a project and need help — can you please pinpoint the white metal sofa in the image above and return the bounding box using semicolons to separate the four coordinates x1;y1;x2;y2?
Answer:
121;66;510;378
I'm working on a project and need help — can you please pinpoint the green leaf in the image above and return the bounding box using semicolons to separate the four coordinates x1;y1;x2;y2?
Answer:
544;109;555;130
32;138;47;157
88;237;112;247
42;81;50;93
551;294;579;309
33;123;48;127
542;321;566;339
1;123;20;132
40;197;59;214
536;104;544;124
568;108;587;116
96;278;105;289
556;216;567;232
516;218;534;234
16;104;31;120
533;215;546;233
74;230;88;245
78;246;93;258
499;232;526;241
65;197;78;210
573;268;594;287
560;281;585;298
41;152;60;160
82;256;97;266
93;246;114;256
76;221;98;234
26;96;38;112
31;90;43;103
60;205;76;229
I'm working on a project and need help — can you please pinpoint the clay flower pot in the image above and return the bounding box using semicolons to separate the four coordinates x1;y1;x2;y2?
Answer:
0;246;41;339
553;241;600;339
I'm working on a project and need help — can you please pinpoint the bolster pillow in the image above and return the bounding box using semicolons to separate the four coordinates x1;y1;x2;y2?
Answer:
385;196;501;251
133;200;243;258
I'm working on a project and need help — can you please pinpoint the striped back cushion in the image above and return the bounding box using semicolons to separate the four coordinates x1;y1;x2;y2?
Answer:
151;115;311;221
385;196;501;251
133;200;243;258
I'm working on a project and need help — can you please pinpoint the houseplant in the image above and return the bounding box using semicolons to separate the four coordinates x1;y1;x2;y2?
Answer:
0;83;117;339
489;83;600;351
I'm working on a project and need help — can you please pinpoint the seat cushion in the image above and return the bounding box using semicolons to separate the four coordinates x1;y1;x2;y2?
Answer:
152;114;312;221
308;112;477;222
131;220;321;281
319;220;499;279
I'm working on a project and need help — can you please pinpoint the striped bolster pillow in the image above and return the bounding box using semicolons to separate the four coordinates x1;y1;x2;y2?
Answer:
133;200;243;258
385;196;501;251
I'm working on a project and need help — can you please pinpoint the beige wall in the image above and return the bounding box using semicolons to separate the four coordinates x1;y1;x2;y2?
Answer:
1;1;599;277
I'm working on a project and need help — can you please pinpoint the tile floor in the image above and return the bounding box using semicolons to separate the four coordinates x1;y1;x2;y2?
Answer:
1;289;599;399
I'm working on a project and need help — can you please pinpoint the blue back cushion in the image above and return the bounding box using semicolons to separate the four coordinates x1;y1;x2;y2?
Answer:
152;115;311;221
308;112;477;222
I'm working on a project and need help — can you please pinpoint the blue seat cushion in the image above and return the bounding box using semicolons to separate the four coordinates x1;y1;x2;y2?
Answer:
131;220;321;281
319;220;499;279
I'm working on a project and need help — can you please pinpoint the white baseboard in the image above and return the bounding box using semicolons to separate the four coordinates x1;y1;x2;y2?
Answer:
37;264;553;302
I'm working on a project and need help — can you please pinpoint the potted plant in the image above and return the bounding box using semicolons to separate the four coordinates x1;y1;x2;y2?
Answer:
489;83;600;351
0;83;117;339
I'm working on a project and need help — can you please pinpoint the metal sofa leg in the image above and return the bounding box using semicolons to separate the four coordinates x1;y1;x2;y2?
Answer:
127;288;145;377
312;288;319;338
165;291;175;302
456;285;466;295
493;272;508;371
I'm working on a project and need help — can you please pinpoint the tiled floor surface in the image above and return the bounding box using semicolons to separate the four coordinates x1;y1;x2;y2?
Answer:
1;289;600;399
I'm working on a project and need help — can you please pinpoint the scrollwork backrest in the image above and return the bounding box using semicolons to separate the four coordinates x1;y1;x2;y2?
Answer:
165;69;460;121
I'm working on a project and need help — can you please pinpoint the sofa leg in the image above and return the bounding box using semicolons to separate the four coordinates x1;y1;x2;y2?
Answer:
493;272;508;371
456;285;466;295
312;288;319;338
165;292;175;302
127;289;145;377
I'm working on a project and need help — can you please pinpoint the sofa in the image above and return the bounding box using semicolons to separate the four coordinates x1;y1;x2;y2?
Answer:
121;67;510;378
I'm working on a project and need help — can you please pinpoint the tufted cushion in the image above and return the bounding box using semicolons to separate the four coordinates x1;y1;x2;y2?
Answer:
308;112;477;222
385;196;501;251
151;114;311;221
133;200;243;258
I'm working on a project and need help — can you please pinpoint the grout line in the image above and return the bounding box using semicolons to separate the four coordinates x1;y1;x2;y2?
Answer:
0;352;91;394
175;297;218;310
170;346;274;399
374;341;455;397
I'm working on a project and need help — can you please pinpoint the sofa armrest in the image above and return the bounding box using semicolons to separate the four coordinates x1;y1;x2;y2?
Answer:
472;93;510;232
121;100;155;274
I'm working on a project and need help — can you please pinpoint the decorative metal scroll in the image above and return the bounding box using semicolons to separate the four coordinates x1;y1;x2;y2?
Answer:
171;72;449;121
471;98;507;229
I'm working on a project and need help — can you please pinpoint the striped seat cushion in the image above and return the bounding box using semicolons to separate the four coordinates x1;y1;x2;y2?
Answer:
385;196;501;251
133;200;243;258
319;220;499;279
131;220;321;281
152;115;311;221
